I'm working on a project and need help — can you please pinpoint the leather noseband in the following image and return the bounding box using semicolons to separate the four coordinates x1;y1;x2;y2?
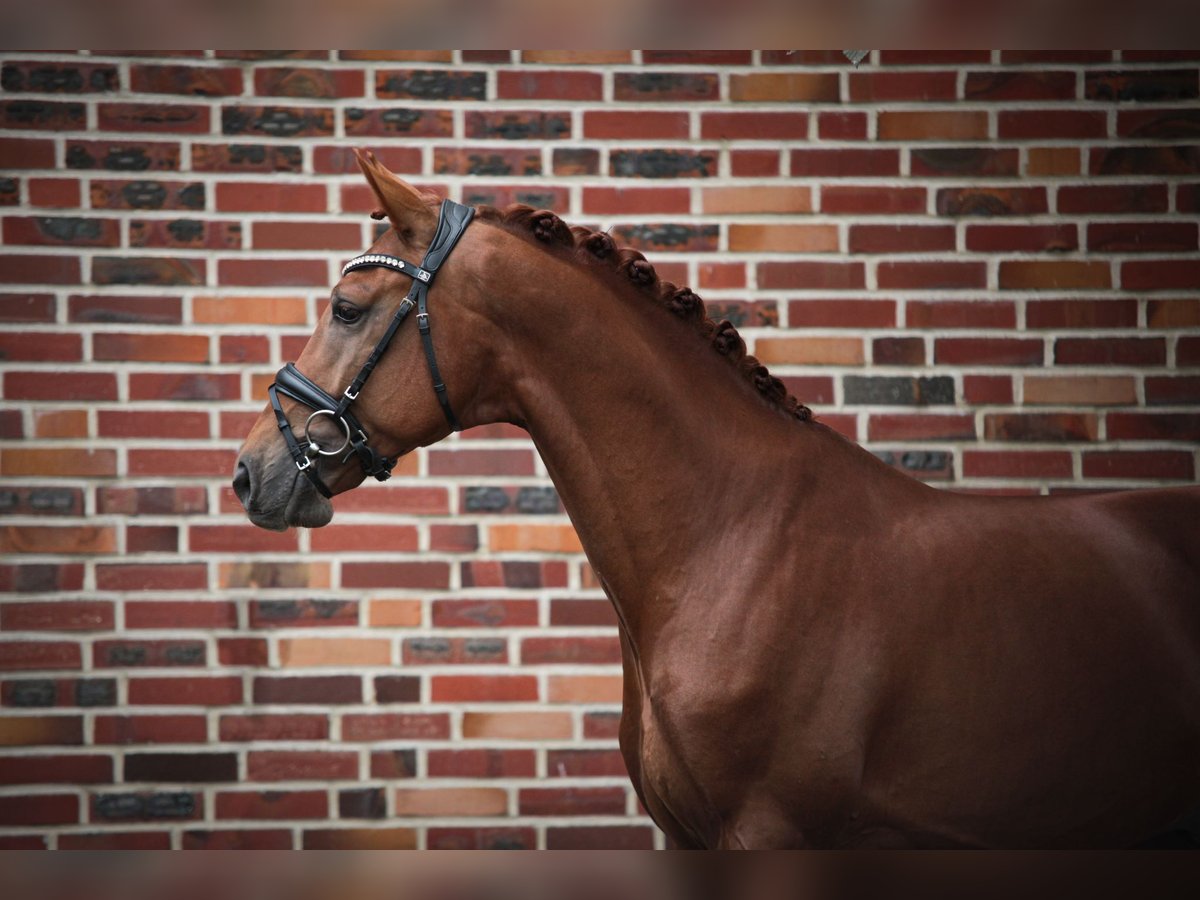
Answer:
268;199;475;498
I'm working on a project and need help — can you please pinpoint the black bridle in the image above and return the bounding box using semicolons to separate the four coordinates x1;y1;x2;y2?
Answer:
268;199;475;499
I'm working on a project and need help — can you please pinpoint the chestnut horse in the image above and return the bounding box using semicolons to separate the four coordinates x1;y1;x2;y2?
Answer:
235;151;1200;848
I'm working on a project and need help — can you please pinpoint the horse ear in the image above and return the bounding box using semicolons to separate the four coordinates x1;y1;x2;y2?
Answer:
354;148;437;245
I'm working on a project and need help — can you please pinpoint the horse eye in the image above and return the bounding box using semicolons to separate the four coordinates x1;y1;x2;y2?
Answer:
333;303;362;324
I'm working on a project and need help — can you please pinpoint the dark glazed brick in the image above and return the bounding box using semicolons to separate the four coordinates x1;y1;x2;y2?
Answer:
76;679;117;706
874;451;954;480
343;107;452;137
517;486;561;514
614;72;719;101
222;106;334;137
434;148;541;177
2;100;85;129
192;144;303;172
1090;145;1200;176
338;787;387;819
844;376;955;406
610;223;719;252
937;188;1047;217
1086;69;1200;103
2;62;118;93
90;180;204;211
93;792;199;821
5;679;56;707
610;149;717;179
374;676;421;703
377;70;486;100
131;65;242;96
464;486;510;512
66;141;180;172
125;753;237;783
0;178;17;205
466;111;571;140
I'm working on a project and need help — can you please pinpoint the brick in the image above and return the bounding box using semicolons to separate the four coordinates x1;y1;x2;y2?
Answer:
966;224;1078;253
342;714;450;741
2;60;118;92
552;147;599;176
220;714;328;742
1023;376;1137;406
126;752;237;782
521;636;622;665
879;261;987;290
818;111;868;139
0;643;82;672
583;110;689;140
217;791;327;820
92;256;206;286
873;337;925;366
432;599;538;629
465;110;571;140
3;216;119;247
703;185;811;214
370;750;417;779
1122;260;1200;292
643;50;751;64
131;64;242;95
1;601;113;632
1055;338;1166;367
0;564;85;593
0;525;114;556
520;787;626;816
127;677;242;706
1107;413;1200;442
613;71;719;101
963;451;1073;479
98;409;209;439
342;561;450;590
60;833;171;850
130;218;242;249
94;639;206;669
548;674;622;703
868;414;976;442
0;253;81;284
1091;144;1200;176
313;144;421;174
367;600;423;629
68;293;182;324
1088;222;1198;253
843;376;955;406
1148;300;1200;327
394;788;507;817
999;110;1108;140
701;112;809;140
985;413;1098;443
0;794;78;826
850;70;957;101
376;69;485;100
1028;147;1082;176
878;111;988;141
731;149;781;176
0;293;56;322
822;185;926;215
0;447;117;480
93;331;209;363
338;787;386;819
216;181;326;212
849;225;955;255
547;826;655;850
27;177;79;207
91;791;199;822
252;675;360;705
431;675;538;702
788;300;895;328
98;102;210;133
302;828;417;850
879;51;991;65
498;70;601;100
218;257;328;287
403;638;506;666
218;561;330;590
964;71;1078;101
97;486;206;516
1117;108;1200;139
222;105;334;137
1058;184;1167;214
192;143;303;173
547;749;628;778
255;67;364;98
1147;377;1200;406
999;261;1112;291
428;828;536;850
1082;451;1193;480
0;331;81;361
965;375;1013;405
0;715;82;744
791;148;900;177
610;148;717;178
937;187;1047;216
278;638;391;668
462;712;573;741
758;261;864;290
754;337;864;366
732;72;839;102
1026;300;1137;329
907;300;1016;329
935;338;1044;366
428;749;536;779
247;751;358;782
65;139;181;171
522;50;630;63
2;99;85;129
339;50;451;61
583;711;622;739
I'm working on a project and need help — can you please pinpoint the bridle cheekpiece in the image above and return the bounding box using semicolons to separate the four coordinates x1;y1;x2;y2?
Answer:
267;198;475;499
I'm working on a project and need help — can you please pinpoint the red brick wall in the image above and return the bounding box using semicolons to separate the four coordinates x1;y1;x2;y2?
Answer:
0;50;1197;850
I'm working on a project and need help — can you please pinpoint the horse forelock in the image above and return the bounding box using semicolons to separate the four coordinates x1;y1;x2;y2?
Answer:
473;204;813;423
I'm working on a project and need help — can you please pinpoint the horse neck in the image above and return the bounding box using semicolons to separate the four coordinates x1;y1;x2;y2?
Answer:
475;233;892;638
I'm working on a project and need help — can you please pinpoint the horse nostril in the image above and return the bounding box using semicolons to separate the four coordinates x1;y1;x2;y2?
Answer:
232;461;253;510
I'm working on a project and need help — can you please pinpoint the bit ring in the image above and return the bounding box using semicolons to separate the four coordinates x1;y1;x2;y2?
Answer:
303;409;352;457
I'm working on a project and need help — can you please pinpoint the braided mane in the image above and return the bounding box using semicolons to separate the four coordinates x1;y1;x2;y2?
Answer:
474;205;812;423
